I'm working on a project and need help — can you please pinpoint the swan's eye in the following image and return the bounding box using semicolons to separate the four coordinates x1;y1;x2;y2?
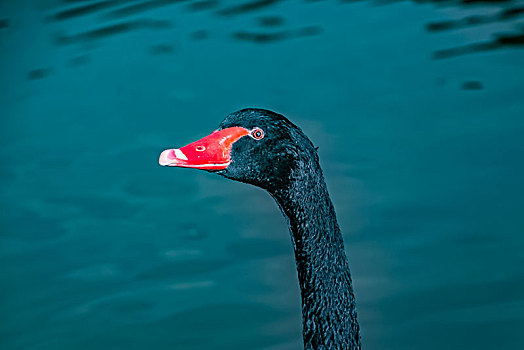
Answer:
250;128;264;140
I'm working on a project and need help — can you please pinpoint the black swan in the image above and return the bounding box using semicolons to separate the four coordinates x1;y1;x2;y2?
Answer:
159;108;361;349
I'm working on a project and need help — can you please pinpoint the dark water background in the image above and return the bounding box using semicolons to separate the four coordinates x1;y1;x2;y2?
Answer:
1;0;524;349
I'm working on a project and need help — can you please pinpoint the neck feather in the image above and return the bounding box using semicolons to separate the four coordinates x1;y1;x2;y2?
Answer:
271;162;361;350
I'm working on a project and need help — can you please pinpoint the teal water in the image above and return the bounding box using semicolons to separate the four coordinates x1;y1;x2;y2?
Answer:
1;1;524;349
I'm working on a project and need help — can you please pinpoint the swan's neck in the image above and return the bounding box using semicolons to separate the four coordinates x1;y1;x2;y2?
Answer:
272;166;361;349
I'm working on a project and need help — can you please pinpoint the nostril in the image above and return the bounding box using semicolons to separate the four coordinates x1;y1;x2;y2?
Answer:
196;146;206;152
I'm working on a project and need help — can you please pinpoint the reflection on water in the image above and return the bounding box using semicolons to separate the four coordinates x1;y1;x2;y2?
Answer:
1;0;523;349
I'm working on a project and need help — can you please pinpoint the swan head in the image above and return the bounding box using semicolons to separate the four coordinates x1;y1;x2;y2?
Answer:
159;108;319;192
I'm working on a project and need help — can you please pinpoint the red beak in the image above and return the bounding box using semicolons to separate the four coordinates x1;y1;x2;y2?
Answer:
159;127;250;170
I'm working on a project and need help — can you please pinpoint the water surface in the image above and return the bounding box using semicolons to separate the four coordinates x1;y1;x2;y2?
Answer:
1;0;523;349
